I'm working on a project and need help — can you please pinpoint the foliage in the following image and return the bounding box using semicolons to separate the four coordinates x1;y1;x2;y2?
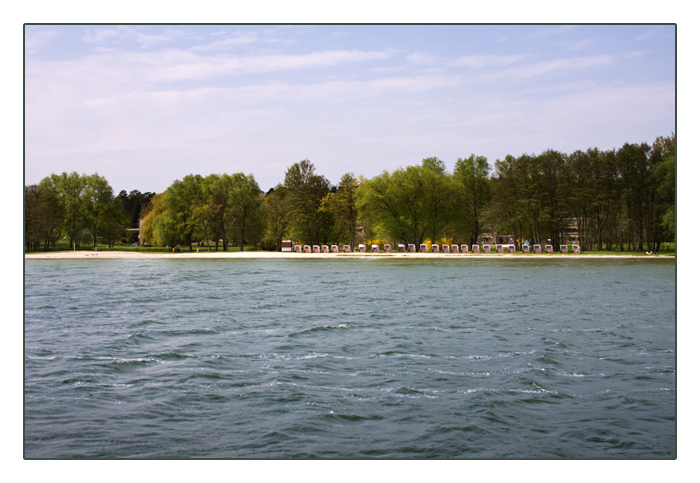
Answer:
284;159;333;245
454;154;491;245
26;172;126;251
320;173;360;249
487;135;675;251
356;158;453;247
263;184;291;250
27;134;675;252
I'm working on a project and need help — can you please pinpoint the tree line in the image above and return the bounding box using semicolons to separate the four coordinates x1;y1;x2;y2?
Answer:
25;135;675;252
24;172;154;251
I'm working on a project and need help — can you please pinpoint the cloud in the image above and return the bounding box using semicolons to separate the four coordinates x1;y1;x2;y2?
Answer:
492;55;615;79
406;51;436;65
47;47;396;84
449;54;529;69
559;38;599;52
81;26;195;49
524;25;578;38
24;28;62;55
634;30;657;41
189;31;271;52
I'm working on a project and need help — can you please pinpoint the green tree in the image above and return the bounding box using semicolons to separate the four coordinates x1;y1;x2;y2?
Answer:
82;173;120;248
320;173;360;248
284;160;332;245
163;174;205;250
454;154;491;245
228;173;264;251
653;134;675;243
118;189;155;244
490;154;539;245
140;192;177;247
263;184;292;250
190;174;221;252
39;172;87;248
25;184;63;251
617;143;652;251
356;158;454;246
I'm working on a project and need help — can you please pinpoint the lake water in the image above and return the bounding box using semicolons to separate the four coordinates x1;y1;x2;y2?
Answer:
24;257;676;458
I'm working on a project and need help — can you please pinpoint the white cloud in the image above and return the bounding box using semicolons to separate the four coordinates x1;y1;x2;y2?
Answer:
560;38;600;52
449;54;529;69
406;51;436;65
24;28;62;55
45;47;396;84
81;26;194;49
190;31;267;52
524;25;578;38
493;55;615;79
634;30;657;41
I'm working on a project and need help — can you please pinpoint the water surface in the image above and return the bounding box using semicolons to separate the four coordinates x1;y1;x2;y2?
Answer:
24;258;676;458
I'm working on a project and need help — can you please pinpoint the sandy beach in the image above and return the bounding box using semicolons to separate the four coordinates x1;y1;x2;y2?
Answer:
24;251;672;260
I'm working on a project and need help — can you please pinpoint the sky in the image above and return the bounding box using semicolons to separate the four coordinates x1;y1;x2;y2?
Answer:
24;23;676;194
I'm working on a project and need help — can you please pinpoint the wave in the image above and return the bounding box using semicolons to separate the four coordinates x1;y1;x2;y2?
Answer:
288;324;349;337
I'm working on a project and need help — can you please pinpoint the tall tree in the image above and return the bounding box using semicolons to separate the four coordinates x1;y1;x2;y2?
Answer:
140;193;177;247
227;173;264;251
320;173;360;248
118;190;155;244
27;183;64;250
25;184;63;251
264;184;292;250
191;174;220;251
653;134;675;244
39;172;87;248
163;174;204;250
454;154;491;245
82;173;119;248
617;143;651;251
356;159;454;246
284;160;332;245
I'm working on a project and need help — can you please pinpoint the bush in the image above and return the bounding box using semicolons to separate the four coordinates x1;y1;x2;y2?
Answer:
260;241;277;251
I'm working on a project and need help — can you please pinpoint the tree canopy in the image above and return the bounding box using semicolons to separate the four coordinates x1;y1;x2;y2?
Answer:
26;134;675;252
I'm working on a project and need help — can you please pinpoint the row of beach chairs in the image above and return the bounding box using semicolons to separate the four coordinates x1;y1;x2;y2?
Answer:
294;244;581;254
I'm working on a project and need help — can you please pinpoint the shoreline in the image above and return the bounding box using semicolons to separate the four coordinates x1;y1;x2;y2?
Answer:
24;251;674;260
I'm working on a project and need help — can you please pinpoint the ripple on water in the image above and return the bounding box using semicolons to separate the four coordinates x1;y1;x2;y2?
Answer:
24;258;676;458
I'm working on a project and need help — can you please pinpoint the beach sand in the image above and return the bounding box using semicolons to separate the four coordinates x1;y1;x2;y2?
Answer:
24;251;670;260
